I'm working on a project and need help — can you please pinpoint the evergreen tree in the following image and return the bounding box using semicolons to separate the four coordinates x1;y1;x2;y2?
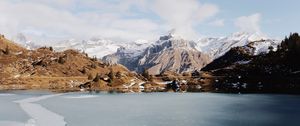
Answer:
58;56;65;64
108;70;115;82
280;33;300;54
268;46;274;52
93;73;100;82
116;71;122;78
82;51;88;57
81;67;87;74
4;46;9;55
49;47;53;51
142;69;151;80
91;56;97;61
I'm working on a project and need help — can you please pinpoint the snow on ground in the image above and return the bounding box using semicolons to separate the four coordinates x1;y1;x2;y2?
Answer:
155;81;173;85
236;60;251;65
251;40;279;55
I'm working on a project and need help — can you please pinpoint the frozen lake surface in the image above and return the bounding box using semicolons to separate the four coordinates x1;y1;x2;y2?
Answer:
0;90;300;126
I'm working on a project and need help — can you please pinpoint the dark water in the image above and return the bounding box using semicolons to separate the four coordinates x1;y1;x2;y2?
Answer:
0;91;300;126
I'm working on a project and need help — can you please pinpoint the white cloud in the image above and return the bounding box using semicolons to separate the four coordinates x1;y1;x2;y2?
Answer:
235;13;261;33
0;0;219;43
152;0;219;40
209;19;224;27
0;0;159;42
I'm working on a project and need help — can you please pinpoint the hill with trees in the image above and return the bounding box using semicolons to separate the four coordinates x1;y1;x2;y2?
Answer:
201;33;300;93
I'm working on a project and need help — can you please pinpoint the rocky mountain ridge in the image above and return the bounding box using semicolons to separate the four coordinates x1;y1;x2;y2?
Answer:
103;32;211;75
12;32;281;76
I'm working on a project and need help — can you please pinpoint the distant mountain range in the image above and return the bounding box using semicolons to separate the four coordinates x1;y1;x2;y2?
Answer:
13;31;281;75
4;32;300;93
102;32;280;74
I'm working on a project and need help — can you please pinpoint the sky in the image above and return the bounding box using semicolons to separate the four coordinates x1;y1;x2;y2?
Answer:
0;0;299;43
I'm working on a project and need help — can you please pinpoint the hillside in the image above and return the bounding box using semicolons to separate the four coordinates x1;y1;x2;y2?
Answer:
201;33;300;93
0;34;27;53
0;34;146;91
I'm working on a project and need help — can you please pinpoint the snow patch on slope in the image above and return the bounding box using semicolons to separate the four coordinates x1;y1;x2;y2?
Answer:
196;32;280;59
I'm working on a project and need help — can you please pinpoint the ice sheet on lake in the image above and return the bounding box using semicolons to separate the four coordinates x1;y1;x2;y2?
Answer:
63;95;98;99
0;93;16;96
2;92;300;126
0;121;24;126
14;94;62;103
13;94;66;126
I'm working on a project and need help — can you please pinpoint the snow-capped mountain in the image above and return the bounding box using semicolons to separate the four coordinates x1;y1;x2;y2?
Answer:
102;39;152;70
55;38;119;58
12;33;153;59
52;37;152;58
139;33;210;75
196;32;280;59
13;31;281;75
103;32;210;75
103;32;281;75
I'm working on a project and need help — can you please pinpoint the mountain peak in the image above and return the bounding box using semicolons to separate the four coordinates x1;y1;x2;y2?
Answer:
230;31;268;41
159;29;183;41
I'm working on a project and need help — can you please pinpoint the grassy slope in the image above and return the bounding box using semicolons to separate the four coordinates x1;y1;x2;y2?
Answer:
0;34;142;90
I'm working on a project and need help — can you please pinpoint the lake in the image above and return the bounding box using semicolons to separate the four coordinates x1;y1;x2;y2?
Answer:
0;90;300;126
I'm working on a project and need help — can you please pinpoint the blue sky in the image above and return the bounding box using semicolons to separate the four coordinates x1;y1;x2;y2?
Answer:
0;0;299;42
198;0;300;38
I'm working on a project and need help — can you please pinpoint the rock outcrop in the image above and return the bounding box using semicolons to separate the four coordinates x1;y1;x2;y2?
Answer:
138;34;210;75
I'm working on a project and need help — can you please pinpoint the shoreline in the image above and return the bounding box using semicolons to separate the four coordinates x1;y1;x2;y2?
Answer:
1;89;300;95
